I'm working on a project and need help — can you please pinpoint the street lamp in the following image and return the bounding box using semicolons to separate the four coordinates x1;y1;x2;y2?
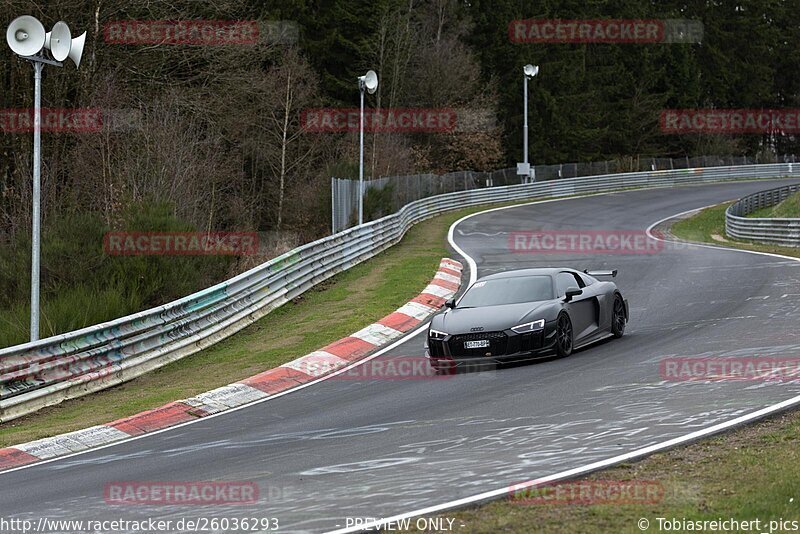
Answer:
357;70;378;225
6;15;85;341
517;63;539;184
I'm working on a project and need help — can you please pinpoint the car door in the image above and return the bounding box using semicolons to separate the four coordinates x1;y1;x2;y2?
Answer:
556;271;597;342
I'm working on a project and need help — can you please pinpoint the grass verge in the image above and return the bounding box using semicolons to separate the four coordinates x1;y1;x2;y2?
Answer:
0;202;515;447
422;410;800;533
670;202;800;260
748;191;800;218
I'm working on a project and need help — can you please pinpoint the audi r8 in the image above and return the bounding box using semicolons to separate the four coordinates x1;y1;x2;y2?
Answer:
425;267;628;369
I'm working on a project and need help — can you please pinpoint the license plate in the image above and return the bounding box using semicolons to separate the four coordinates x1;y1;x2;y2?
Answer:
464;339;490;349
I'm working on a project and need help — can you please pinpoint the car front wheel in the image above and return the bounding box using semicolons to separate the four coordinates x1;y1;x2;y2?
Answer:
611;295;626;338
555;313;573;357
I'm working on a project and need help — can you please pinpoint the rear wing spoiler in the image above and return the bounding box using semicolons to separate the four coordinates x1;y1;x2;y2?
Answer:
584;269;617;278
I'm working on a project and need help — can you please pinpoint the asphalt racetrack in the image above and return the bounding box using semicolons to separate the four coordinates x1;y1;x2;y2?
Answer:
2;179;800;533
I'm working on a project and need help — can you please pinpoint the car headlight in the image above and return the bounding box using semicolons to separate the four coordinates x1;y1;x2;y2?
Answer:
429;329;448;340
511;319;545;334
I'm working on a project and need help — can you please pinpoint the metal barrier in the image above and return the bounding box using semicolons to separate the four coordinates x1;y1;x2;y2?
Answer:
332;155;799;233
1;163;798;421
726;183;800;246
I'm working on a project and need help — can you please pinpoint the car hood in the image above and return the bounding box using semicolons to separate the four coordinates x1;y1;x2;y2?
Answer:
437;301;551;334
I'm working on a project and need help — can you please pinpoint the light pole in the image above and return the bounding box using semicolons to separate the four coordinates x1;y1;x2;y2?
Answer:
6;15;85;341
357;70;378;226
517;63;539;184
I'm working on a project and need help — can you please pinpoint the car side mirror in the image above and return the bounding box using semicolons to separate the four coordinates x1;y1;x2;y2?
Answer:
445;298;456;309
564;287;582;302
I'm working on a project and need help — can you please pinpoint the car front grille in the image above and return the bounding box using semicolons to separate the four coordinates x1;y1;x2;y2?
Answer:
448;331;508;357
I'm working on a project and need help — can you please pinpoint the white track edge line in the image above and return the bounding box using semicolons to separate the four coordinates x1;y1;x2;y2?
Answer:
327;188;800;534
646;204;800;262
328;392;800;534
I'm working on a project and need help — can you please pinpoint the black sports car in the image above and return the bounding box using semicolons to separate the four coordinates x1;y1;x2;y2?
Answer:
426;267;628;369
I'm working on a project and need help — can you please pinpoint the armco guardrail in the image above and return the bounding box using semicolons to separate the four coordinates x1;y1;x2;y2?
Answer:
1;163;798;421
332;155;800;233
726;183;800;246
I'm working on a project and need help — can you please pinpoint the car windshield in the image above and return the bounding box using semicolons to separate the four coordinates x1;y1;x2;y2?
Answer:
457;275;553;307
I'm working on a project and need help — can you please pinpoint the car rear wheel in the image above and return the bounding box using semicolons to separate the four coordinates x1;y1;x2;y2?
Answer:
555;313;573;357
611;295;626;338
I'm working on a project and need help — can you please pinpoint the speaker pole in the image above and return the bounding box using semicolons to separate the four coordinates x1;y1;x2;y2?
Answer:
30;60;42;341
358;81;364;226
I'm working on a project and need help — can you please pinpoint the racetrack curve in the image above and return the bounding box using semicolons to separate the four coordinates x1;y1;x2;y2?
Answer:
2;179;800;533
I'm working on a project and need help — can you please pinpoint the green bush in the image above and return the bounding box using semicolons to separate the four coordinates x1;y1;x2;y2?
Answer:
362;183;396;222
0;201;233;348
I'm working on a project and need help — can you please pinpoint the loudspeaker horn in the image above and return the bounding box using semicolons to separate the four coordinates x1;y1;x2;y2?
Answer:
6;15;46;56
45;21;72;62
67;31;86;68
523;64;539;78
363;70;378;95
